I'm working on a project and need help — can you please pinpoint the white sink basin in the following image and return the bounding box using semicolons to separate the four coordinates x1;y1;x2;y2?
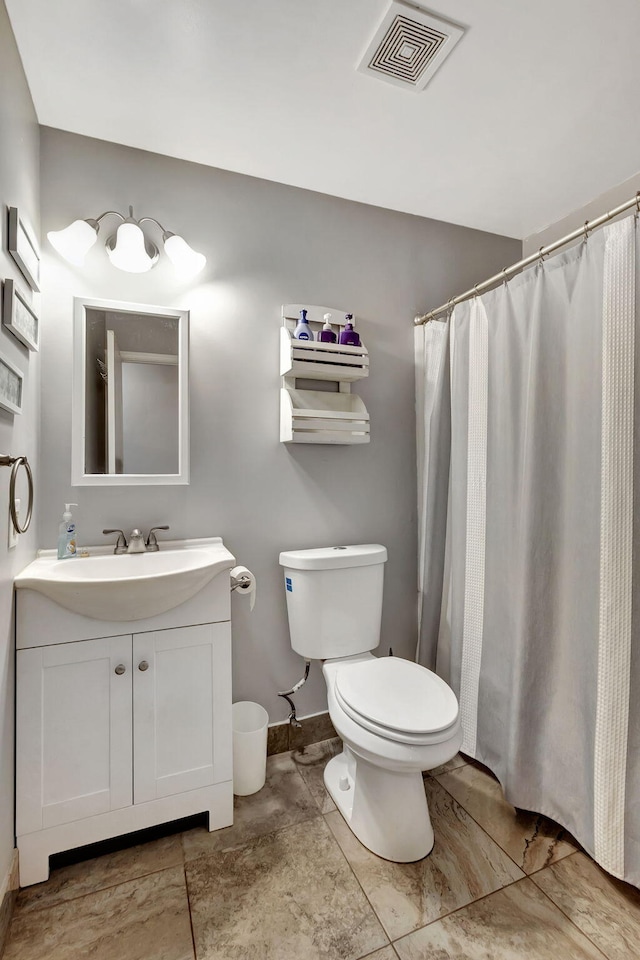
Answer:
15;537;235;621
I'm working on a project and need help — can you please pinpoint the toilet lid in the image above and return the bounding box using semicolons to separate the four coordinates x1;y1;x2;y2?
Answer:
335;657;458;734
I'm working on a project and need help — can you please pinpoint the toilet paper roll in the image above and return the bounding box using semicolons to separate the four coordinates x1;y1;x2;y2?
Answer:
230;565;257;611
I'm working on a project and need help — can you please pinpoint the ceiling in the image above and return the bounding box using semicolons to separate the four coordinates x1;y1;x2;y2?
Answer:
6;0;640;240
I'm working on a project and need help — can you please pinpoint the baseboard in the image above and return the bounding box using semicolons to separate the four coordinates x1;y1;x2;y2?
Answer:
0;849;18;957
267;710;336;756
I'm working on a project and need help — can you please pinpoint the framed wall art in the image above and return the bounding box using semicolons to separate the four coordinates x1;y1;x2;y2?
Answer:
8;206;40;292
2;279;39;351
0;351;23;415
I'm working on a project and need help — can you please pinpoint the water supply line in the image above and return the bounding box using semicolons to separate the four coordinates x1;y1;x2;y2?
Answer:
278;661;311;728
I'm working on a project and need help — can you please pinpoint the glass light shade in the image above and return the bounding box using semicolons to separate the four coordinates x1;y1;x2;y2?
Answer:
163;234;206;279
107;222;155;273
47;219;98;266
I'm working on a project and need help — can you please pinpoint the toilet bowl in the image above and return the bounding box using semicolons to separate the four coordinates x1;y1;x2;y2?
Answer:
323;654;461;861
279;543;462;863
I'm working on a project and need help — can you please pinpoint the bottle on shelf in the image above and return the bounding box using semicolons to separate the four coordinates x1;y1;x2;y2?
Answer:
318;313;337;343
294;309;314;341
339;314;361;347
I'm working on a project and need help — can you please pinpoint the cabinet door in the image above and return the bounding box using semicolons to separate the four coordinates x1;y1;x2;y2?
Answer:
16;636;132;835
133;622;232;803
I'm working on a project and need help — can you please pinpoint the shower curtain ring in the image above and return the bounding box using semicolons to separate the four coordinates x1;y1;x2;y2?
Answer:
583;220;591;241
538;246;547;262
502;267;509;285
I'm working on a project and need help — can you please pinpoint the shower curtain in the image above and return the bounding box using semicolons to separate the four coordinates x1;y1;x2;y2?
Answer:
416;214;640;887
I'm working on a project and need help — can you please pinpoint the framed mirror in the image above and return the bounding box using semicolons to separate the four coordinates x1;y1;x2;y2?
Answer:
72;297;189;485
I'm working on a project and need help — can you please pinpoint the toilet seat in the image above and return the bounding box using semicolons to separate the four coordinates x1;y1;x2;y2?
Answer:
333;657;459;746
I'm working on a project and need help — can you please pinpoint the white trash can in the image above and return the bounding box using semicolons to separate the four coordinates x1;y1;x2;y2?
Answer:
232;701;269;796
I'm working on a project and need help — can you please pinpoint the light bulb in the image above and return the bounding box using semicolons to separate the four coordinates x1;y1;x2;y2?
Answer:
163;233;206;279
106;222;155;273
47;219;98;266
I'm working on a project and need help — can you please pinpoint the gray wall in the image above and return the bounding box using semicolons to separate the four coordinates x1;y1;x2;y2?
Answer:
0;3;40;886
39;127;520;723
524;170;640;255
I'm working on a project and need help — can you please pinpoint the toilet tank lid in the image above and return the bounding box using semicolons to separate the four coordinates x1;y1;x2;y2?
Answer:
279;544;387;570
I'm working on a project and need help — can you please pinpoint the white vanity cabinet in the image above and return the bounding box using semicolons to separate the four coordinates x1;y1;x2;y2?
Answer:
132;623;230;803
18;635;134;834
15;562;234;887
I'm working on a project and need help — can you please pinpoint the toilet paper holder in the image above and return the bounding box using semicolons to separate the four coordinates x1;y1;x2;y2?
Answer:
229;565;257;611
230;572;252;592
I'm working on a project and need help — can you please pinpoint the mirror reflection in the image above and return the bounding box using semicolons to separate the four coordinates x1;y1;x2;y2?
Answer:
73;298;189;485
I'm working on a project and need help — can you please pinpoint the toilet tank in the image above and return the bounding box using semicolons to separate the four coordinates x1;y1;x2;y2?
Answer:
279;544;387;660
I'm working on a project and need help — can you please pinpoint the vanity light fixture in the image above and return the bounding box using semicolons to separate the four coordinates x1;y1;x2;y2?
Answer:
47;206;206;278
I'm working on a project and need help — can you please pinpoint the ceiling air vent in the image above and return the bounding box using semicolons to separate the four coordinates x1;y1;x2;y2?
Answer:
358;2;464;92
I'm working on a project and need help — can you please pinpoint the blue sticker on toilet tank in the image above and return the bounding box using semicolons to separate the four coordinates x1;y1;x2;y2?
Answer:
286;577;293;592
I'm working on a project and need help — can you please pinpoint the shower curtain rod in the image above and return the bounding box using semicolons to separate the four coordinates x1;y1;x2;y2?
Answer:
414;192;640;326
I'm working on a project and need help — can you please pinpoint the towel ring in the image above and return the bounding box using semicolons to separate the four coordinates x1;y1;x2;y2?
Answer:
0;454;33;534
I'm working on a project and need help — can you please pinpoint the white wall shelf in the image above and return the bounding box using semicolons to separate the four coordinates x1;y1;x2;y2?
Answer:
280;329;369;382
280;388;370;444
280;304;370;444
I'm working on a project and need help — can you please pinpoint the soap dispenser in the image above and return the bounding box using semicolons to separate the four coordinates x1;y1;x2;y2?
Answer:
339;314;361;347
294;309;314;341
318;313;337;343
57;503;79;559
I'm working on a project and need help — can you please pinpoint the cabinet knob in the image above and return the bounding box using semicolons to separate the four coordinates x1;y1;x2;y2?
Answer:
114;664;126;675
138;660;149;672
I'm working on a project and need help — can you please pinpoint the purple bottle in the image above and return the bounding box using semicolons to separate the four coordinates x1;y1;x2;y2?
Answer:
318;313;337;343
339;314;360;347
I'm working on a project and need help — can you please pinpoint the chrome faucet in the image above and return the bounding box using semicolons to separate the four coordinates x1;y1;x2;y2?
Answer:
103;525;170;554
127;529;146;554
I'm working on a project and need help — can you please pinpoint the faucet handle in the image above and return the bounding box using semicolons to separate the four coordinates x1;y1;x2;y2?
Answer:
146;525;170;551
103;529;128;555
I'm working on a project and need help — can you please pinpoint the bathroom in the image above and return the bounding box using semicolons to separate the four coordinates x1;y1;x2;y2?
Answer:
1;0;640;957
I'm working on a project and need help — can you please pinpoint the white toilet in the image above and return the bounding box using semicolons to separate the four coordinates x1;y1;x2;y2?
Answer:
279;543;462;863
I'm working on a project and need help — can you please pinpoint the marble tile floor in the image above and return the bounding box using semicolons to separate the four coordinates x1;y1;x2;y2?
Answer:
5;743;640;960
